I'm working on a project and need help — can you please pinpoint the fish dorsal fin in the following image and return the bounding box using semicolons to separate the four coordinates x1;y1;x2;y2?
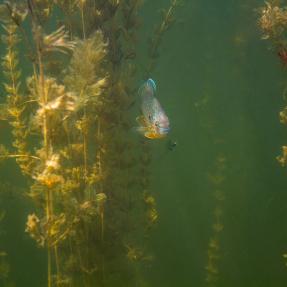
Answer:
138;78;156;97
147;78;156;93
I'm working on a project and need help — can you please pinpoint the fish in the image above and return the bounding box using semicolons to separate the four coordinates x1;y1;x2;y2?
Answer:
136;78;170;139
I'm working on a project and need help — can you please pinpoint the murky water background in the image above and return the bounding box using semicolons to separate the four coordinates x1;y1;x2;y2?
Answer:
1;0;287;286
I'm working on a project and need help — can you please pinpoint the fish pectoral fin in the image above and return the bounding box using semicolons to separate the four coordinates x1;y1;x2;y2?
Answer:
133;125;147;135
136;115;147;126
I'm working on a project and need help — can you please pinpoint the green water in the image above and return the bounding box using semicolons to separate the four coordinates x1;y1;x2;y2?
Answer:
143;0;287;286
1;0;287;286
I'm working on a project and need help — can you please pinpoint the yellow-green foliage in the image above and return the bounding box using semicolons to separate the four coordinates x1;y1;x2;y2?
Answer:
258;2;287;271
0;1;181;286
258;1;287;43
1;23;31;174
65;31;107;107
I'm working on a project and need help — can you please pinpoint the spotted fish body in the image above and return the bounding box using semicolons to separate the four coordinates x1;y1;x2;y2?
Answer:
137;79;170;139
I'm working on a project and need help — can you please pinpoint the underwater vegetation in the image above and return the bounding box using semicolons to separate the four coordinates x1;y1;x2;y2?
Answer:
194;73;228;285
0;0;181;286
258;1;287;65
0;208;9;286
205;154;226;286
0;181;24;287
258;1;287;270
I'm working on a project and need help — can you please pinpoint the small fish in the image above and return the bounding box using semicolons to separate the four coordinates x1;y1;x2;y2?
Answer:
136;79;170;139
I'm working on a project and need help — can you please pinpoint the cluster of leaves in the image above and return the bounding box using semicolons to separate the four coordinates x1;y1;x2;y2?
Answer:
258;1;287;42
258;1;287;65
0;21;32;175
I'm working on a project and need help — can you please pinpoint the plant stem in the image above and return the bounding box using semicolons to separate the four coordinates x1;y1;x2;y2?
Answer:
80;4;86;40
36;33;53;287
0;154;41;160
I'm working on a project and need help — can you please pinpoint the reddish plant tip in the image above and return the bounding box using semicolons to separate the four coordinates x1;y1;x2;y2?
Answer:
278;48;287;65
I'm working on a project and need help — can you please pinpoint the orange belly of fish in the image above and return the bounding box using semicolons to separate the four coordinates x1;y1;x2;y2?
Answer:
144;131;166;139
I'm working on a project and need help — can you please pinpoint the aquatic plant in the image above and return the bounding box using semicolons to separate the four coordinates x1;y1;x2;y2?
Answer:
147;0;181;74
205;155;226;286
0;182;20;287
194;82;227;286
0;212;9;285
258;1;287;183
0;0;181;286
258;1;287;272
1;19;31;175
258;1;287;65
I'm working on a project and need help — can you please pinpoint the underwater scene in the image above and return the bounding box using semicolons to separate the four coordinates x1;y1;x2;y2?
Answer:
2;0;287;286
